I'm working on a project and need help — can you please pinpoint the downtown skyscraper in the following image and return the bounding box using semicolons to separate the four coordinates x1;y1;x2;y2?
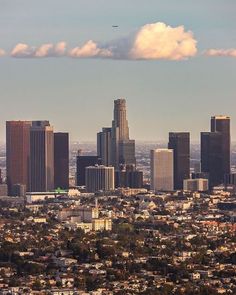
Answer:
6;120;57;194
6;121;31;194
111;99;136;169
168;132;190;190
211;116;230;176
85;165;114;193
54;132;69;189
201;116;231;187
150;149;174;192
76;153;102;186
30;121;54;192
97;127;112;166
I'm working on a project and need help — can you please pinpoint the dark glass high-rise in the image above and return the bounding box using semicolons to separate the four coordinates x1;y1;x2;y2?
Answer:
201;132;223;187
201;116;230;188
54;132;69;189
168;132;190;190
76;155;102;186
30;121;54;192
97;127;112;166
211;116;230;176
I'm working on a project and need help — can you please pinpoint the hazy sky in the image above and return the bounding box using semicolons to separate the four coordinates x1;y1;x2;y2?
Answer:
0;0;235;142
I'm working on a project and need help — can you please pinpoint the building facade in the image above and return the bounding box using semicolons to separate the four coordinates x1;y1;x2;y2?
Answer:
97;127;112;166
54;132;69;189
115;165;143;188
150;149;174;192
111;99;136;169
30;121;54;192
168;132;190;190
76;155;102;186
211;116;231;176
201;116;231;188
85;165;114;193
201;132;222;187
6;121;31;194
183;178;209;192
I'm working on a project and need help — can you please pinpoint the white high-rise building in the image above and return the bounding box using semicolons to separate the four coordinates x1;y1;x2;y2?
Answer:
150;149;174;192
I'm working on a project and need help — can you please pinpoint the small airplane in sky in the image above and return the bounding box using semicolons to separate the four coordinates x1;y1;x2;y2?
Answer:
112;25;119;28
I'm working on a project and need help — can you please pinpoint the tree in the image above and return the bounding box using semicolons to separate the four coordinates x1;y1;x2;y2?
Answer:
8;277;20;287
74;276;86;289
32;280;42;290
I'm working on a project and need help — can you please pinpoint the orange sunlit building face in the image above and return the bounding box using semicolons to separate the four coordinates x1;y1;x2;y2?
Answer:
6;121;31;194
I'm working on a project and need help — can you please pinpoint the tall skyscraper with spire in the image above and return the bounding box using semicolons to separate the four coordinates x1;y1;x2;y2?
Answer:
111;99;136;169
112;99;130;140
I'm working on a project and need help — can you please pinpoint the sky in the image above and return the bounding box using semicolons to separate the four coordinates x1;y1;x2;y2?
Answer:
0;0;236;142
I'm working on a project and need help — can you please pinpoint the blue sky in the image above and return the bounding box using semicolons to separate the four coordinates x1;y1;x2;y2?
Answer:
0;0;235;141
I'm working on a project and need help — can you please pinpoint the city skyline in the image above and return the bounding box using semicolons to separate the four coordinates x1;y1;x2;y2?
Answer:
0;2;235;293
0;0;235;141
0;110;236;144
4;107;232;193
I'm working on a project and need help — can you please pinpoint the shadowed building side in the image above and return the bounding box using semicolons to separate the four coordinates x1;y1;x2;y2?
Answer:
211;116;230;176
85;165;114;193
30;121;54;192
97;128;112;166
201;116;230;188
168;132;190;190
76;155;102;186
201;132;222;188
54;132;69;189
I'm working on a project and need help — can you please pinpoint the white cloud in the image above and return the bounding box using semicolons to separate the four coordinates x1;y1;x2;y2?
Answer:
9;22;198;60
69;40;112;58
129;22;197;60
11;43;35;57
35;43;53;57
54;41;67;56
0;48;6;56
205;49;236;57
11;42;67;58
